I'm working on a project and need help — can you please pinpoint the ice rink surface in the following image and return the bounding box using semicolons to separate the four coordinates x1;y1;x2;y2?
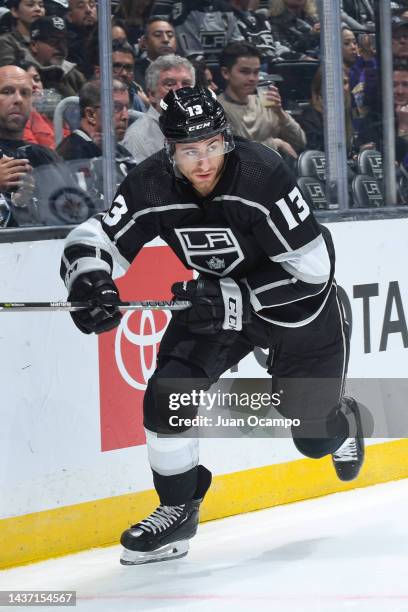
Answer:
1;478;408;612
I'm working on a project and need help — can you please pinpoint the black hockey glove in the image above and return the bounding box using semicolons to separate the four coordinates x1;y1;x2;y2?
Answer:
68;270;122;335
171;277;251;335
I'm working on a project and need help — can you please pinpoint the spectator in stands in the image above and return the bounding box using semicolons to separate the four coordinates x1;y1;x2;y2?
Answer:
151;1;243;81
342;26;378;148
57;77;132;158
57;77;136;198
0;0;45;67
189;56;218;92
65;0;97;79
111;17;129;45
122;54;194;163
299;67;354;154
218;42;306;158
392;59;408;165
392;16;408;61
29;16;86;97
114;0;154;46
90;39;148;112
268;0;320;60
229;0;287;67
134;17;177;90
22;59;70;148
0;64;88;226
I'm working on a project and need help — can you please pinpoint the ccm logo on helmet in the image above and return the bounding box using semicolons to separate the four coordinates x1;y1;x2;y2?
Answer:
188;122;211;132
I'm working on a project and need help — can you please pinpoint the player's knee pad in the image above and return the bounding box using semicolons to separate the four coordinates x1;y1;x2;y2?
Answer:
143;358;210;434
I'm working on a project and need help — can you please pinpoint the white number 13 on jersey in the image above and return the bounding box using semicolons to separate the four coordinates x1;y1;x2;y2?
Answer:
103;194;128;227
275;186;310;230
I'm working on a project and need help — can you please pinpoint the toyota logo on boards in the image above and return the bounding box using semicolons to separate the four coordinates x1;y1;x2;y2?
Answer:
115;309;171;391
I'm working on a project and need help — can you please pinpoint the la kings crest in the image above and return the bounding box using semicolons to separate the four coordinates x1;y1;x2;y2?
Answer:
174;227;244;277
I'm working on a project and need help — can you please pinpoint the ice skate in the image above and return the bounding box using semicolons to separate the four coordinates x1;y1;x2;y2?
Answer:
120;501;201;565
332;397;365;481
120;466;212;565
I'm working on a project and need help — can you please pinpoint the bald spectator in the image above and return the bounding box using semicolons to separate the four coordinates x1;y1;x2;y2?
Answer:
218;42;305;159
65;0;97;78
0;64;87;226
123;54;194;163
29;16;86;97
134;16;177;90
0;0;45;67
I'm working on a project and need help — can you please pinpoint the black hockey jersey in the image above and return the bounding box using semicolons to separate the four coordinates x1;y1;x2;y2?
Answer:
61;138;335;327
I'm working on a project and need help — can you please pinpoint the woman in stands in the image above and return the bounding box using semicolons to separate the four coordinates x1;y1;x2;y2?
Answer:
0;0;45;67
299;67;354;155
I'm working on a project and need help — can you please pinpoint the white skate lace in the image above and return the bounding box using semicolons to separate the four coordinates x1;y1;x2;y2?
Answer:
137;505;186;535
332;437;358;462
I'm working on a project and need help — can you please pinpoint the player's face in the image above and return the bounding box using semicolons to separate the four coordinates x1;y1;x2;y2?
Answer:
174;134;225;196
221;56;260;101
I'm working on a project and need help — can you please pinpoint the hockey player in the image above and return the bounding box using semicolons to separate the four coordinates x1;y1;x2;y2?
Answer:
60;86;364;565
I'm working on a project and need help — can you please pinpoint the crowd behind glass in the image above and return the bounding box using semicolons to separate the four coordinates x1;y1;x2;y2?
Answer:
0;0;405;228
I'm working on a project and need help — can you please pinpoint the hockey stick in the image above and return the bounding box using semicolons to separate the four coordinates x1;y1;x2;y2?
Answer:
0;300;191;312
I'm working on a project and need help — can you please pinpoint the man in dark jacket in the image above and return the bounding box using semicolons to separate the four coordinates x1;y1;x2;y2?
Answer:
65;0;97;79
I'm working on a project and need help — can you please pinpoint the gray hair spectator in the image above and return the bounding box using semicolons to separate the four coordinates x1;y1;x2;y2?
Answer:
123;54;195;163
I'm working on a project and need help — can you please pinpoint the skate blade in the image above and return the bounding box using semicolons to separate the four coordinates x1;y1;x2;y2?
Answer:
120;539;189;565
